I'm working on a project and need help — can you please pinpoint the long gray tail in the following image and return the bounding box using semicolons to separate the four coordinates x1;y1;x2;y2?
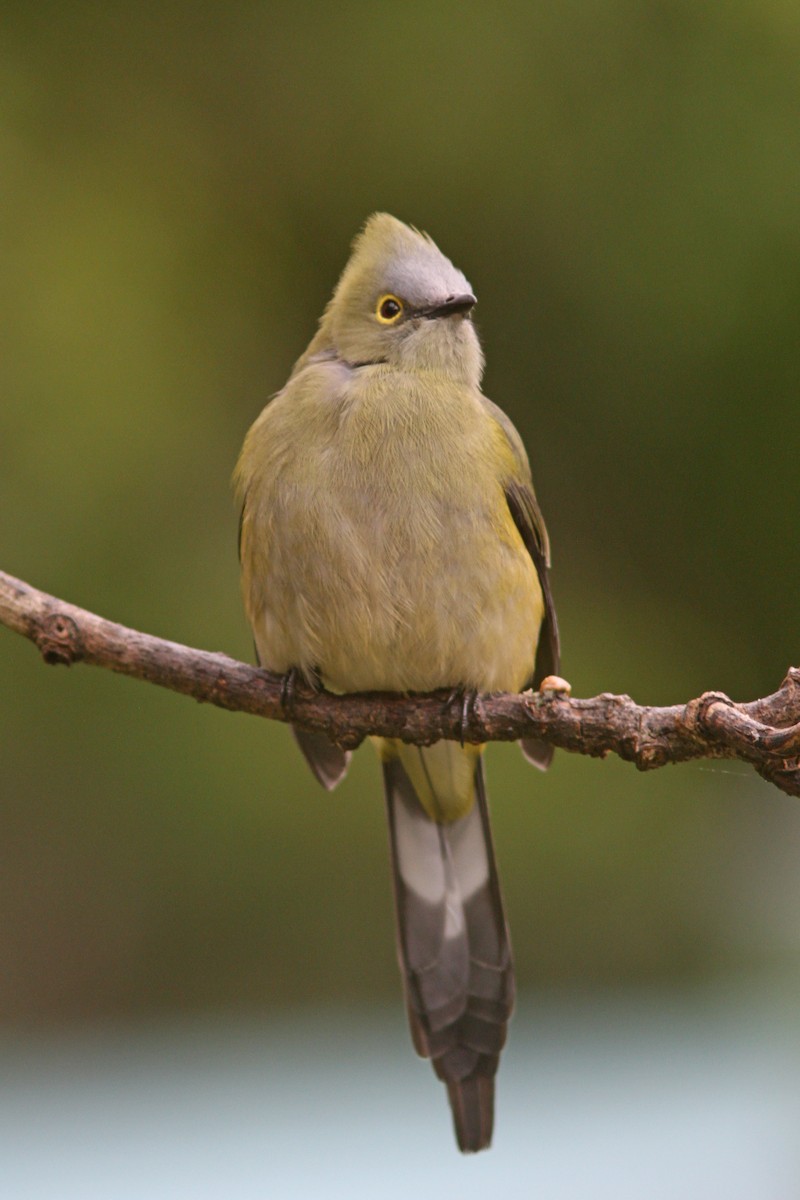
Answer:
383;752;514;1152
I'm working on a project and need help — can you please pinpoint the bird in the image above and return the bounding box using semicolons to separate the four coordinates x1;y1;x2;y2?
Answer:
234;213;559;1152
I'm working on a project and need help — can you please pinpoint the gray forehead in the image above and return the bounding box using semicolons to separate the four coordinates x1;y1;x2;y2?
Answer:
379;243;473;306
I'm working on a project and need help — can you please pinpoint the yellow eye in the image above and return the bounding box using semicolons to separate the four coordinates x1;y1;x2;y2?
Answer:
376;294;404;323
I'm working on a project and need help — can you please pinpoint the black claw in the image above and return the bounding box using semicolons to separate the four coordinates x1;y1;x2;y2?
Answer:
280;666;325;716
462;690;479;747
446;686;479;747
280;667;300;716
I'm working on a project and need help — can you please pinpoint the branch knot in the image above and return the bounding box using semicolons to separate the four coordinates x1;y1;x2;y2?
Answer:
36;612;83;666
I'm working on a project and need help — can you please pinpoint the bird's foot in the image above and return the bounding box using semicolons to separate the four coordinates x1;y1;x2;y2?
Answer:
279;667;300;716
446;686;480;747
279;666;323;717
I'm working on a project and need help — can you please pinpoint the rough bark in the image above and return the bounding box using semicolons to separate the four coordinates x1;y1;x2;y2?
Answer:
1;568;799;797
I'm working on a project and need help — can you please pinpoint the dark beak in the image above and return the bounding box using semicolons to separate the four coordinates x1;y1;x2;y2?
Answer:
421;293;477;319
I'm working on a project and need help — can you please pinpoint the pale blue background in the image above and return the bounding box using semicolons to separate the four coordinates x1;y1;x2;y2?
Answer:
4;983;800;1199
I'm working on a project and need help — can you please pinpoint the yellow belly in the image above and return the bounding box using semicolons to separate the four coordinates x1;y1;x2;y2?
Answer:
251;491;542;695
239;363;543;695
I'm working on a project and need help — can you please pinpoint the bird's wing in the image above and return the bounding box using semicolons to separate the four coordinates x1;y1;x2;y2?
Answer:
503;478;560;690
237;470;351;791
485;401;560;770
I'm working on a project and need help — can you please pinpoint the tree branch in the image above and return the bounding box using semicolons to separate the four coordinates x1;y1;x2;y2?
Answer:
2;567;799;797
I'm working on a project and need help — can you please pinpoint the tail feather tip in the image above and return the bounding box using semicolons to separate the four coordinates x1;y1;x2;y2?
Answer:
446;1075;495;1153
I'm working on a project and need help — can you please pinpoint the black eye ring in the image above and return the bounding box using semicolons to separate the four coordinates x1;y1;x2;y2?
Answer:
376;294;404;324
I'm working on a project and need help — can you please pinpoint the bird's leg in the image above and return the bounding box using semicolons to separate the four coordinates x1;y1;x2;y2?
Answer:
446;686;480;747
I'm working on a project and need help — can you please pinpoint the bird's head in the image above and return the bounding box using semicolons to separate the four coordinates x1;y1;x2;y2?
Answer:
317;213;483;385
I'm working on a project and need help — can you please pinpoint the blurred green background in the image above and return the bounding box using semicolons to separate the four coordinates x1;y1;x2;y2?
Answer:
1;0;799;1027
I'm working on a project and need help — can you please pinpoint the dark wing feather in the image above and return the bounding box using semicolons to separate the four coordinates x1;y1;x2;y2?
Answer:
504;478;560;771
292;725;351;790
